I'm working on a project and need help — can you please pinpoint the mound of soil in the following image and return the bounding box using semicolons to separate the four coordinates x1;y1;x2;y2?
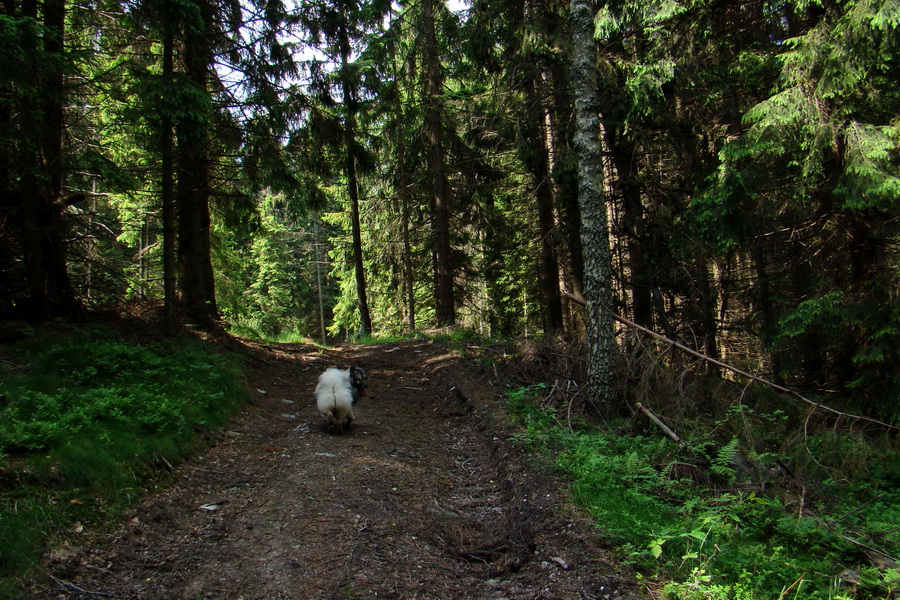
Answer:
27;338;644;599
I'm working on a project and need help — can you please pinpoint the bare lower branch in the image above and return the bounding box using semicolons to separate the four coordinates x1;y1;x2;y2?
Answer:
562;292;899;433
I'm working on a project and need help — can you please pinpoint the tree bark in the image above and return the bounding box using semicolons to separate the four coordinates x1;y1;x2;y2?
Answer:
161;10;177;336
0;1;12;315
523;72;564;336
339;22;373;336
569;0;619;415
177;0;218;327
18;0;82;321
422;0;455;327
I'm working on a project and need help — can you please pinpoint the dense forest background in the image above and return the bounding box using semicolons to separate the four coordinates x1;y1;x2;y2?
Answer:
2;0;900;595
1;0;898;421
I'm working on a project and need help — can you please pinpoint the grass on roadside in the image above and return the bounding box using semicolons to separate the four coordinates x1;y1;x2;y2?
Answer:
506;384;900;600
0;325;247;597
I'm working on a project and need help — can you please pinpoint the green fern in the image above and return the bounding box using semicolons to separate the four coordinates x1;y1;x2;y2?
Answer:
711;437;741;483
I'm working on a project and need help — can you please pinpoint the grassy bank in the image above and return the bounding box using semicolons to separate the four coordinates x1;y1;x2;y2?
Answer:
506;384;900;600
0;326;247;597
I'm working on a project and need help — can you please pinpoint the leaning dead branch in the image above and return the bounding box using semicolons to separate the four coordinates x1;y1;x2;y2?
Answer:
562;292;899;434
635;402;682;445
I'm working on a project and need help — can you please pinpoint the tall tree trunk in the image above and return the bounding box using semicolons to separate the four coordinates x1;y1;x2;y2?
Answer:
569;0;619;414
544;59;584;336
161;11;177;336
521;0;564;336
397;121;416;333
604;127;653;328
339;23;373;336
0;102;10;314
20;0;82;321
0;0;12;315
42;0;69;308
177;0;218;327
17;0;40;316
422;0;455;327
523;73;564;336
177;159;215;326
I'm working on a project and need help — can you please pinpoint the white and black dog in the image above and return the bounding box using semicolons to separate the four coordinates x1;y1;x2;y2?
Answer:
315;365;370;433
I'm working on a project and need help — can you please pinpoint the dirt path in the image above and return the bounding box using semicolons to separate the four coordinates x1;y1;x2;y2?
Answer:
29;338;643;599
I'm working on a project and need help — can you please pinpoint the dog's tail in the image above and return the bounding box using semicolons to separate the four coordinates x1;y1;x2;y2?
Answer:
325;383;340;417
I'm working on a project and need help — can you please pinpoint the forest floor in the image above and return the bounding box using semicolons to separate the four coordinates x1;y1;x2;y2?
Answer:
23;337;646;600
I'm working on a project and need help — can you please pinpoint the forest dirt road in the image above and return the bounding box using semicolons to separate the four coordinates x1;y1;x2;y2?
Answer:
27;338;643;599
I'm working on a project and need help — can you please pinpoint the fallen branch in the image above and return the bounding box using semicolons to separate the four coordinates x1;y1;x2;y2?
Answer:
35;562;115;598
562;292;898;433
778;574;807;600
840;535;899;569
635;403;682;445
828;493;885;527
566;386;583;434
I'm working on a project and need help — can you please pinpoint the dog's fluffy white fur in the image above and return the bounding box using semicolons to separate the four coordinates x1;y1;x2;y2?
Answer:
316;367;363;433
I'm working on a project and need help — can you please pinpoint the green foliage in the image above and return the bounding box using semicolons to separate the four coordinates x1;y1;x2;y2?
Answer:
325;237;363;340
839;122;900;211
593;0;687;42
714;0;900;206
0;327;247;590
774;290;900;420
479;189;544;338
775;292;847;341
709;436;740;484
0;332;243;457
684;0;900;426
505;385;900;600
218;195;328;341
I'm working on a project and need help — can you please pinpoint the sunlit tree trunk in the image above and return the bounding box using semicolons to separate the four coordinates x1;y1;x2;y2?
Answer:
570;0;618;414
339;21;373;336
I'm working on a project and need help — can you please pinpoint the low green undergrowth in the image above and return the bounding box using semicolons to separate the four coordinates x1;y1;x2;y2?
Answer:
0;326;247;597
506;384;900;600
